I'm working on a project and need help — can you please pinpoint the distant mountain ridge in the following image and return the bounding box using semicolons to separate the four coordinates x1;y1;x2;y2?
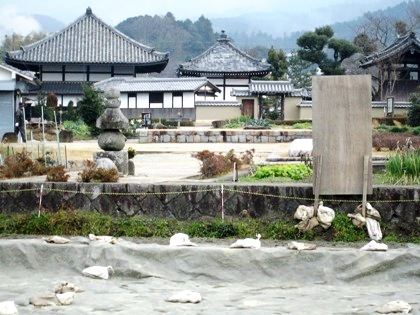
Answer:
32;1;414;54
32;14;65;34
29;1;416;67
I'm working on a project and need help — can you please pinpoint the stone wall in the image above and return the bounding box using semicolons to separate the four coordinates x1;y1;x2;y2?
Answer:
0;182;418;230
138;129;312;143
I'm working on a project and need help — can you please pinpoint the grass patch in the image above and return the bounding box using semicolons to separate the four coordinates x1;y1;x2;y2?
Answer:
384;149;420;185
0;210;418;243
249;164;313;181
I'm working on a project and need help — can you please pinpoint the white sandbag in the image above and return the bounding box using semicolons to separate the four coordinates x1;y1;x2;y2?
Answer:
360;240;388;251
375;300;412;313
169;233;197;246
43;236;71;244
366;217;382;241
230;234;261;249
166;290;202;303
366;202;381;221
55;281;84;293
82;266;114;280
347;213;366;228
294;205;314;221
316;202;335;229
287;241;316;251
88;233;117;244
29;293;58;307
0;301;18;315
288;139;312;157
55;292;75;305
295;217;319;232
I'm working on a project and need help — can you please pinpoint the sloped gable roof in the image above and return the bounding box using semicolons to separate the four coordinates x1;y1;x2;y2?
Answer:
5;7;169;68
0;62;37;82
249;80;294;94
195;100;241;107
360;32;420;67
94;77;221;93
177;31;271;77
231;80;294;97
29;81;85;95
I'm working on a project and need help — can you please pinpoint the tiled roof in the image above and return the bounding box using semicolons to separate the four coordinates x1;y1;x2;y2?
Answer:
360;32;420;67
299;101;411;108
0;62;37;81
5;7;169;69
249;80;294;94
291;88;311;98
372;101;411;108
177;30;271;77
195;100;241;107
29;81;85;95
94;77;221;93
231;80;295;97
230;88;252;97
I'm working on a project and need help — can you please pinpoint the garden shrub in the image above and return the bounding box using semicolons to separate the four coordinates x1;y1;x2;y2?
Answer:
0;150;47;179
408;93;420;127
46;165;70;182
78;160;119;182
372;131;420;151
192;149;254;178
63;120;91;139
251;164;313;181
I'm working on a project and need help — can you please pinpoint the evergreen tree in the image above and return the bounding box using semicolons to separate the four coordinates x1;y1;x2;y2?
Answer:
267;47;288;80
408;93;420;127
287;50;314;88
296;25;357;75
77;84;105;135
353;33;377;55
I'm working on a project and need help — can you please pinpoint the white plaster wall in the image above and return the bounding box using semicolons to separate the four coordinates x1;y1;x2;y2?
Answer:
66;73;87;81
284;97;301;120
164;93;172;108
0;68;13;80
43;73;62;81
196;106;241;121
137;94;149;109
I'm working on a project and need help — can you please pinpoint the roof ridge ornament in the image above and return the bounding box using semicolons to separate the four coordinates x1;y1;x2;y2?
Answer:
86;7;92;15
218;30;230;42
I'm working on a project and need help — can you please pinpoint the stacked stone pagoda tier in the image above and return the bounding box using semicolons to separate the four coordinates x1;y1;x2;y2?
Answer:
94;88;129;175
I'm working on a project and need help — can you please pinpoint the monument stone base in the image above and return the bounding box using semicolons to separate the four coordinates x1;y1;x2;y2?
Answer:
94;150;128;175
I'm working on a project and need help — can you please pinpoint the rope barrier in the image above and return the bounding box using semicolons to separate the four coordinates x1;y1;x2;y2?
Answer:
0;185;417;203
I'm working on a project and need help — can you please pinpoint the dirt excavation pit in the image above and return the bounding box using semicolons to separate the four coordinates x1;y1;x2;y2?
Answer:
0;237;419;314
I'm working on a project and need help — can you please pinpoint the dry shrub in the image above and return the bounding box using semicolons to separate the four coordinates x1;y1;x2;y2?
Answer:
46;165;70;182
372;132;420;151
192;149;254;178
0;150;47;178
78;159;119;182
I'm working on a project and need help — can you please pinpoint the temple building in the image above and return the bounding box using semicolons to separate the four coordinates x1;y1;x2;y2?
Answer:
177;30;272;119
0;63;37;140
360;32;420;116
5;7;169;108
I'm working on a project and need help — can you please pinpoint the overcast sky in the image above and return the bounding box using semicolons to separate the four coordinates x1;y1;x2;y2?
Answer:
0;0;407;38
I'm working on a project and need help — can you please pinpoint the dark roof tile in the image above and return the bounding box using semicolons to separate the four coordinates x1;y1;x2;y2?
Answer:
29;81;85;95
6;7;169;67
94;77;221;93
178;31;271;76
360;32;420;67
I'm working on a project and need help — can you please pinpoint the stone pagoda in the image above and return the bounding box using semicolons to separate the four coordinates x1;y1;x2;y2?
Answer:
94;87;129;175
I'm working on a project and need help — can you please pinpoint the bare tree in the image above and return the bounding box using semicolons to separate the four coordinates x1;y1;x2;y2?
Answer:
354;12;395;49
373;51;403;101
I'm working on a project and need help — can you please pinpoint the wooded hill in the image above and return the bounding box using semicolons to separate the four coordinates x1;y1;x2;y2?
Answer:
116;13;218;77
114;1;418;77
